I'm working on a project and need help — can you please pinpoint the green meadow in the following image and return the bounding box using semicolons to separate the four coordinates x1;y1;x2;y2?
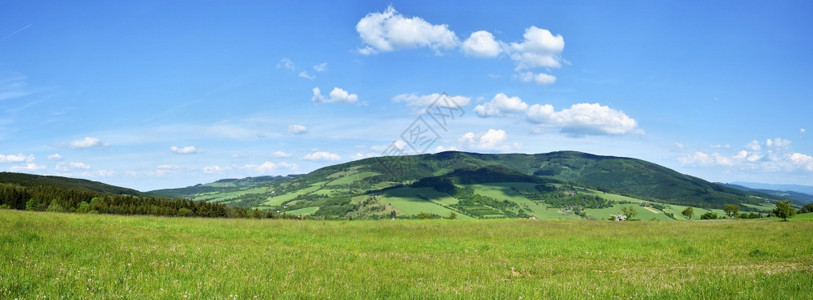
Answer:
2;209;812;298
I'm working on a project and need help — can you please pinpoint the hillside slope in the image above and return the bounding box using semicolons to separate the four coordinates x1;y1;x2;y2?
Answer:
0;172;143;196
175;151;787;219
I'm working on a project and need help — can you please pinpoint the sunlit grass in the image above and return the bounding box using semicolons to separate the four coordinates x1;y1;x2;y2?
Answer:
2;210;811;298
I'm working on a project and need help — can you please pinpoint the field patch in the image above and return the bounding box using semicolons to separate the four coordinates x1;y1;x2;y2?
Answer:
286;206;319;216
380;187;471;219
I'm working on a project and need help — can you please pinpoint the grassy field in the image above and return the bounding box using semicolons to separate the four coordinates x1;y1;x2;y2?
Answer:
2;210;812;298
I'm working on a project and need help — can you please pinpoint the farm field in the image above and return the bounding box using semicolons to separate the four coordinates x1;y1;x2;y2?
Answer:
2;210;812;298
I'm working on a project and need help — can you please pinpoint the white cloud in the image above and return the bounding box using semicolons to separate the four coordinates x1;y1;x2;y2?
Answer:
55;161;91;171
203;165;224;174
312;87;359;104
146;164;182;176
801;128;807;137
242;161;297;173
272;150;292;158
679;152;733;166
765;138;791;148
170;145;198;154
10;163;45;171
276;58;295;70
0;153;34;163
392;93;471;112
0;73;31;101
353;152;379;160
509;26;565;70
313;63;328;72
91;170;115;177
304;151;341;161
298;71;315;80
287;124;307;135
745;140;761;151
434;145;458;152
527;103;639;136
473;93;529;117
459;129;509;151
517;72;556;85
356;5;459;55
68;137;105;149
462;30;502;57
47;153;63;161
789;153;813;171
679;138;813;173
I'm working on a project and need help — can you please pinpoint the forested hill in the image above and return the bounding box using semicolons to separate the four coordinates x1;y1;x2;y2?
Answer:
0;172;252;218
274;150;788;209
0;172;143;196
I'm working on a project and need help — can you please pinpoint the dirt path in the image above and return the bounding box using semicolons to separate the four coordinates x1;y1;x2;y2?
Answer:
643;206;660;214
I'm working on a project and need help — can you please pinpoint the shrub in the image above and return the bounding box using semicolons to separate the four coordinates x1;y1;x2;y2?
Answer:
178;207;194;217
700;212;718;220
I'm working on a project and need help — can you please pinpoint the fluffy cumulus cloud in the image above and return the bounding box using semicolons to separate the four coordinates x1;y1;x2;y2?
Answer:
392;93;471;112
765;138;791;148
304;151;341;161
356;5;459;55
474;93;529;117
355;7;566;85
789;153;813;171
680;138;813;173
471;94;639;136
68;137;105;149
517;72;556;85
170;145;198;154
462;30;502;57
509;26;565;70
0;153;34;163
459;129;509;151
527;103;639;136
312;87;359;104
287;124;307;135
47;153;63;161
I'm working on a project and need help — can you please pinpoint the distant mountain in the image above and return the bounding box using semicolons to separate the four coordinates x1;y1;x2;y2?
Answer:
0;172;143;196
723;183;813;205
169;151;787;219
731;182;813;196
150;175;300;198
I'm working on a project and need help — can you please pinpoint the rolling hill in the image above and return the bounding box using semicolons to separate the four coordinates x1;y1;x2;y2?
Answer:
0;172;143;196
722;183;813;205
153;151;789;220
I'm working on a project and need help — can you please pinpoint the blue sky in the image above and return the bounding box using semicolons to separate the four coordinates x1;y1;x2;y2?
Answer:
1;1;811;190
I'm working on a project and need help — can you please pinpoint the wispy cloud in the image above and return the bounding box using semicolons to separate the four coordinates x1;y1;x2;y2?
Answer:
67;137;106;149
0;73;31;101
0;24;31;43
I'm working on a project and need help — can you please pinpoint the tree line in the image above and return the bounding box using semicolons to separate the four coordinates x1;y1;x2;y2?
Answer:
0;183;293;219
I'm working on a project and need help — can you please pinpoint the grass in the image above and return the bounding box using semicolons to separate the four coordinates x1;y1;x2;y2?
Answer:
2;210;812;298
380;187;472;219
467;183;579;220
286;206;319;216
